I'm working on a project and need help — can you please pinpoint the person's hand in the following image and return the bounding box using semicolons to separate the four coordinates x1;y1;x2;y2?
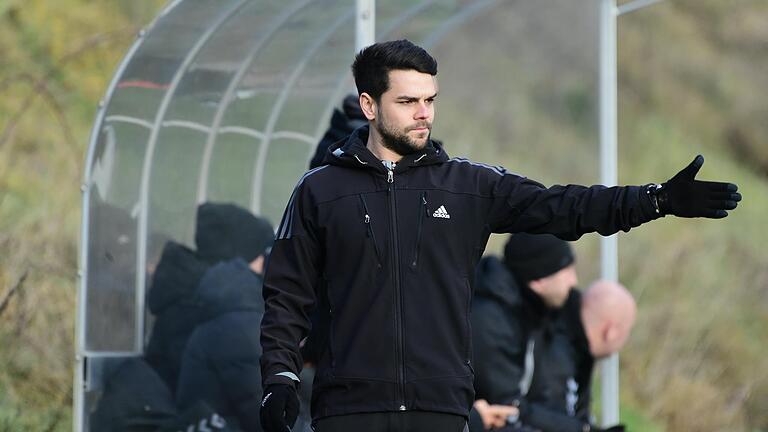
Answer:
656;155;741;218
260;384;299;432
473;399;519;430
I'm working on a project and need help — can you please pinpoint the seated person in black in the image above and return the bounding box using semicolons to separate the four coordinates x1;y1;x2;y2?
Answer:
176;203;274;432
145;241;210;392
471;234;632;432
519;280;635;432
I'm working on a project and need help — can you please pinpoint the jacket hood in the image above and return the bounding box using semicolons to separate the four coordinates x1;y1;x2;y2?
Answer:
473;256;522;308
322;125;449;172
148;242;209;315
195;258;264;320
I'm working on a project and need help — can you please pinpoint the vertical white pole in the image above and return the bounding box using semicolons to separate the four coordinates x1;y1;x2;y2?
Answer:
355;0;376;54
599;0;620;426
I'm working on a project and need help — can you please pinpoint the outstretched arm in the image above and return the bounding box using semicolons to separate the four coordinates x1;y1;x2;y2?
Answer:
487;155;741;238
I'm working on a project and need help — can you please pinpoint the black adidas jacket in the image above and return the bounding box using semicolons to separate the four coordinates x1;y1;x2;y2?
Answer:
260;126;658;420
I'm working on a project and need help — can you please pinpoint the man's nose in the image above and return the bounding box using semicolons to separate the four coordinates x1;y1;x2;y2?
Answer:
414;102;430;119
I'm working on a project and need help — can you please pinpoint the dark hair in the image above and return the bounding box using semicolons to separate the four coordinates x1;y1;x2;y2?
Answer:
351;39;438;101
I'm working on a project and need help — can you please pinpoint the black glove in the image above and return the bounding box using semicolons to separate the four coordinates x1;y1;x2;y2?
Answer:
591;424;625;432
260;384;299;432
655;155;741;218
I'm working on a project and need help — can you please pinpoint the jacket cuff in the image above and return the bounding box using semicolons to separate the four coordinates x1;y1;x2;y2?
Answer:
263;371;300;389
467;407;485;432
636;184;664;223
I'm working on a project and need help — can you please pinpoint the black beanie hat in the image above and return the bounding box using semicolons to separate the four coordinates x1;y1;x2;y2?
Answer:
503;233;575;283
195;202;274;264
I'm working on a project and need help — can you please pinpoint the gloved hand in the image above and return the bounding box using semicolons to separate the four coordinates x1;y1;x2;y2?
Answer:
260;384;299;432
591;424;625;432
656;155;741;218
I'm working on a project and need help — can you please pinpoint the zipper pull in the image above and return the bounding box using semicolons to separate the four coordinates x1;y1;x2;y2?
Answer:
365;214;370;224
382;160;395;184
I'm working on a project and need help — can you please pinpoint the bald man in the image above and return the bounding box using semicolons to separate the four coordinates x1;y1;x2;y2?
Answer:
580;280;637;359
514;280;635;432
471;235;633;432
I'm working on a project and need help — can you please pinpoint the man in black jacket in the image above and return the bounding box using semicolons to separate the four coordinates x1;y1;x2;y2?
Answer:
259;39;741;432
472;234;633;432
472;234;579;410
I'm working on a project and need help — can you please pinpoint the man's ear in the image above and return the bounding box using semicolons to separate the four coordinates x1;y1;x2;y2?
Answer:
359;93;377;121
604;321;619;346
528;278;544;296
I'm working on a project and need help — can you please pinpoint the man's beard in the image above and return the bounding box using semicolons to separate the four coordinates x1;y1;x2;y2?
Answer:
376;114;431;156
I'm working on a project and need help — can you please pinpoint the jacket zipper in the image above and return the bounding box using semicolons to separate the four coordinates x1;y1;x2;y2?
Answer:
384;161;407;411
410;192;428;269
359;195;383;268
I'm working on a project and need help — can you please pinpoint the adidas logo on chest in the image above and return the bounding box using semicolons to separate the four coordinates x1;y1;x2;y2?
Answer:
432;205;451;219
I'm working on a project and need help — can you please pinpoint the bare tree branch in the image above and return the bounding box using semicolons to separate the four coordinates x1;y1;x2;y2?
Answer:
0;26;138;150
0;270;28;319
0;74;77;158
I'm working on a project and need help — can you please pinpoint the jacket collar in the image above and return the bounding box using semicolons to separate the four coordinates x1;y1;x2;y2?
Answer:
322;125;449;173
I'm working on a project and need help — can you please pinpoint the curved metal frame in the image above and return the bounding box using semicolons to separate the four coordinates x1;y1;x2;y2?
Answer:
250;10;355;213
196;0;316;204
104;114;155;129
75;1;186;429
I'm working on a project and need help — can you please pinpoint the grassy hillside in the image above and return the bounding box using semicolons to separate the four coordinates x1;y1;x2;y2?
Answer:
0;1;766;431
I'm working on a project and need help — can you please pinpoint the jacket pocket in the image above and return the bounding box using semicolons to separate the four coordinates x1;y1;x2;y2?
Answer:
410;192;429;269
359;194;383;268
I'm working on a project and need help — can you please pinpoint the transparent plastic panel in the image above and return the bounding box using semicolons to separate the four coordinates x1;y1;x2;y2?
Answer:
85;191;140;353
206;132;263;207
83;0;245;355
219;0;353;225
260;137;318;222
164;2;290;125
195;0;322;208
85;121;153;354
146;127;208;244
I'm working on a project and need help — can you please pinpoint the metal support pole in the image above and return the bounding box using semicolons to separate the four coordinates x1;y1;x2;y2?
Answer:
599;0;620;426
355;0;375;53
